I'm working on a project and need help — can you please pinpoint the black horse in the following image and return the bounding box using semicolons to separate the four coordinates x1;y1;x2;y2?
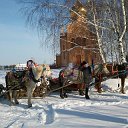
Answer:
116;63;127;94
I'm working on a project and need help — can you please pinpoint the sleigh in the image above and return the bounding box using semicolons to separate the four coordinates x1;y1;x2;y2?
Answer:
49;77;80;92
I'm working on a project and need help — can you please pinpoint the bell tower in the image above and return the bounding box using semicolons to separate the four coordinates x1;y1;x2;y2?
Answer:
70;0;86;21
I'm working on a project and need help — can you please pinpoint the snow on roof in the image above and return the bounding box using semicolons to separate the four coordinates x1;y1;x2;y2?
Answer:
15;64;27;68
14;64;27;71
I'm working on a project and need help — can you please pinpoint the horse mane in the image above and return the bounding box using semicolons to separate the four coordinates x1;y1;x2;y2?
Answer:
41;64;52;78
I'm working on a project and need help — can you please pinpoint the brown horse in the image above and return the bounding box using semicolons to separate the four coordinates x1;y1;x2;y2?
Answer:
93;63;110;93
94;63;127;94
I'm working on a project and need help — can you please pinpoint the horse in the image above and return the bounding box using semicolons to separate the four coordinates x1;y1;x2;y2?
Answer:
93;63;110;93
116;63;127;94
58;67;84;99
5;64;52;108
58;63;110;98
0;84;6;97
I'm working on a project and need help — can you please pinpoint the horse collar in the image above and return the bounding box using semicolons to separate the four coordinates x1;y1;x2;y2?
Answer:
29;69;40;83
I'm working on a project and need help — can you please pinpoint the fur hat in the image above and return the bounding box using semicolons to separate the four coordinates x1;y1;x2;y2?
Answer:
82;61;87;65
81;61;87;66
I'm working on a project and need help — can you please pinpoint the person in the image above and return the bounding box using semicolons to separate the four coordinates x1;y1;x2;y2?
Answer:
27;59;38;70
59;69;68;99
117;63;127;94
26;59;38;81
79;61;92;99
78;62;85;96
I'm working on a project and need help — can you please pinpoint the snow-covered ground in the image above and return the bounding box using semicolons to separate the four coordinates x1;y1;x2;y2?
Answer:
0;70;128;128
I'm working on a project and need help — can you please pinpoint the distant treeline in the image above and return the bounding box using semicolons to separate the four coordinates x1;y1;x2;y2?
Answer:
0;65;16;70
0;63;59;70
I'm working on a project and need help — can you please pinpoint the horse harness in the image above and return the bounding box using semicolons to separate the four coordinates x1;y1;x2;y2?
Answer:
6;69;41;91
28;68;40;83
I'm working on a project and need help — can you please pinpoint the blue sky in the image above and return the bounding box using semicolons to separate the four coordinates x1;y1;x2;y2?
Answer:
0;0;54;65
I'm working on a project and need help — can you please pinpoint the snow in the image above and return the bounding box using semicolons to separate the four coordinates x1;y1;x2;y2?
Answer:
15;64;27;68
0;70;128;128
15;64;27;71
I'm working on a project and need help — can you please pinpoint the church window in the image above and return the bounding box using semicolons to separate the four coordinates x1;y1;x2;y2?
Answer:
82;38;86;46
71;38;75;48
63;45;65;50
76;37;81;46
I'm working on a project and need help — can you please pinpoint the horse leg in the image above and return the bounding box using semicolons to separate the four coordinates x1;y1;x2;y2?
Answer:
120;77;125;94
94;76;102;93
8;90;15;106
95;82;102;93
27;87;33;108
78;84;84;96
0;84;5;96
13;90;19;104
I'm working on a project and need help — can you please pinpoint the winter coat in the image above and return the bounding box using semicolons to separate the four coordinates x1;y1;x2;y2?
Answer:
79;65;92;85
27;60;37;69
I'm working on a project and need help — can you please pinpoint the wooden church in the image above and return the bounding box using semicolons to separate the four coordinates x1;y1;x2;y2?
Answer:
56;0;101;67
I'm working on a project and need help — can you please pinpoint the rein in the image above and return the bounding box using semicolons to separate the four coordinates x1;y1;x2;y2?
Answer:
90;69;128;87
30;75;40;83
29;68;40;83
0;81;26;98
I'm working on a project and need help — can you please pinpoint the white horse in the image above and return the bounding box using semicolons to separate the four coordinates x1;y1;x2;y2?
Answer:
5;64;52;108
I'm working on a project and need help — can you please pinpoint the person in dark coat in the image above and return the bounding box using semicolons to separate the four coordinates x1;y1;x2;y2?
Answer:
79;61;92;99
59;70;68;99
117;63;127;93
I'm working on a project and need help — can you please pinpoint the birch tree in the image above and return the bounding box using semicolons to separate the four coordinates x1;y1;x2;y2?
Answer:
17;0;128;64
89;0;106;63
104;0;127;64
86;0;128;64
117;0;127;64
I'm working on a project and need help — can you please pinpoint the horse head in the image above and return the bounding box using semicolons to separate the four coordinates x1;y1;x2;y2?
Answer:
94;63;110;76
32;65;44;81
41;64;52;79
102;63;110;75
31;64;52;86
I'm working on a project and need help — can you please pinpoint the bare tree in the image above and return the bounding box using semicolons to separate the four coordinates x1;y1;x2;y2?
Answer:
86;0;128;64
17;0;128;64
88;0;106;63
17;0;73;53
